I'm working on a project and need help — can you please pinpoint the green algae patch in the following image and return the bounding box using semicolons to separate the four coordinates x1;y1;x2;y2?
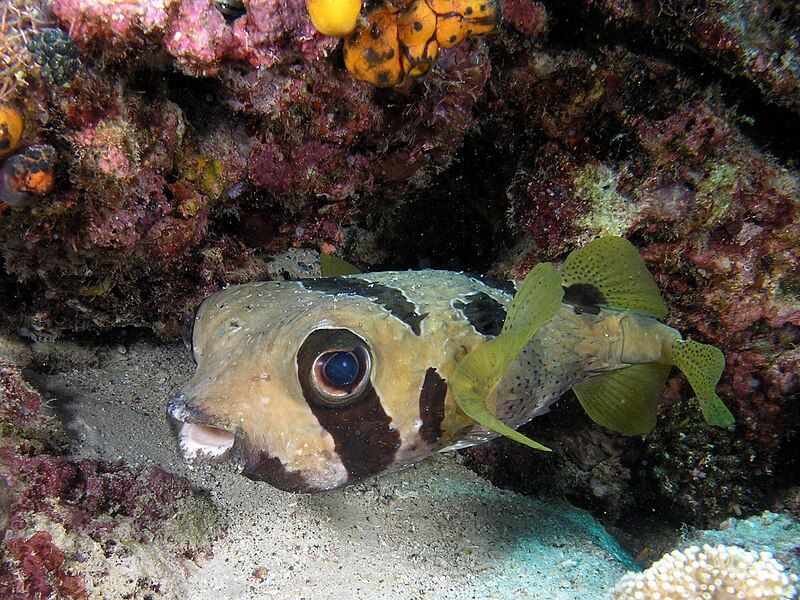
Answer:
181;155;228;205
697;162;738;225
573;165;638;242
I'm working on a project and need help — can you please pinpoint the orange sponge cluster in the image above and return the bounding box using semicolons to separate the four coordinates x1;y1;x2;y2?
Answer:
343;0;499;87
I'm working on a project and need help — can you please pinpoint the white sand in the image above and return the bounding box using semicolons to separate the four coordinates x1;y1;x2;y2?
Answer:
8;334;632;599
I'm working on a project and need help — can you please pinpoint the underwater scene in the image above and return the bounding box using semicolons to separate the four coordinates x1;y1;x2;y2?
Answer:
0;0;799;598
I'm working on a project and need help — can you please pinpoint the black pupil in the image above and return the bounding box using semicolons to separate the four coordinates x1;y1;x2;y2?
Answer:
323;351;359;389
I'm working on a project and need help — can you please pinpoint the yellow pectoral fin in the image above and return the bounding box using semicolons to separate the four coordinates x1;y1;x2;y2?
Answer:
561;236;668;319
320;253;361;277
451;338;551;452
574;363;672;435
450;262;564;451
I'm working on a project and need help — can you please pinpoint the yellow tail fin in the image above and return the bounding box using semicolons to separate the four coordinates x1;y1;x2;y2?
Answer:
670;339;735;428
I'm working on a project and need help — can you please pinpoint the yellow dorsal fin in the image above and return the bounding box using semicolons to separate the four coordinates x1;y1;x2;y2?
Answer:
574;363;672;435
670;339;735;428
320;253;361;277
450;263;564;450
561;236;667;318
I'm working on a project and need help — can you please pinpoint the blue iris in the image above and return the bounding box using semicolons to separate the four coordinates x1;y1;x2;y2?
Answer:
323;351;359;388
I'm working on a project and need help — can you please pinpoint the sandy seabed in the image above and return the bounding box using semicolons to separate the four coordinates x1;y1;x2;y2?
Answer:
5;333;632;599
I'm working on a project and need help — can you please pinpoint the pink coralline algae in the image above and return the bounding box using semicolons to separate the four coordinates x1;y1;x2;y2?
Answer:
52;0;336;76
499;0;548;37
0;361;219;598
2;532;86;599
0;12;491;335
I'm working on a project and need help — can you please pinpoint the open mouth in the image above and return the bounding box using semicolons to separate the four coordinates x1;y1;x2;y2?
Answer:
176;422;236;460
168;395;237;462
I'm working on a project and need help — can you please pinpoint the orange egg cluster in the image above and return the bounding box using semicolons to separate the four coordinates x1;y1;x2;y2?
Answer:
0;104;25;158
344;0;499;87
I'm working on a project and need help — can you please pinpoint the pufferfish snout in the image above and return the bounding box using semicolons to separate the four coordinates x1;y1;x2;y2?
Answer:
167;394;239;462
168;273;490;492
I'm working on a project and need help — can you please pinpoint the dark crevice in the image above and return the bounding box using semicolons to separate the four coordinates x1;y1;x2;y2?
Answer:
365;130;521;272
541;0;800;164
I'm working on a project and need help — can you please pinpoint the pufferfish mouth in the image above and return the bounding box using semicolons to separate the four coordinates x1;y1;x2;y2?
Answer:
167;395;238;462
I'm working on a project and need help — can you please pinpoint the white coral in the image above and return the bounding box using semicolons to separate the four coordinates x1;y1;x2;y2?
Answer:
612;544;798;600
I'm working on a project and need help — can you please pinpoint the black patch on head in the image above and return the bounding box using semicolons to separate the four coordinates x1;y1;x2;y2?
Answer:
563;283;606;315
297;329;401;483
301;277;428;335
453;292;506;337
419;368;447;445
469;274;516;295
242;448;314;492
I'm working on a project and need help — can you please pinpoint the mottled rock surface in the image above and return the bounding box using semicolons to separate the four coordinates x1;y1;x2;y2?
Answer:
0;0;797;530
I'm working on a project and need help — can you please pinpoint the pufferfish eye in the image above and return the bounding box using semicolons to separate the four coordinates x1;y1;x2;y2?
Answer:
313;347;371;401
298;329;373;408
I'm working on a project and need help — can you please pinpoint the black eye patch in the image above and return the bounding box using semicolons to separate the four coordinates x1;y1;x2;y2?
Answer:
296;328;400;483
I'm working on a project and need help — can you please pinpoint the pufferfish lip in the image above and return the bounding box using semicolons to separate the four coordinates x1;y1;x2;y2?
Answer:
167;394;239;463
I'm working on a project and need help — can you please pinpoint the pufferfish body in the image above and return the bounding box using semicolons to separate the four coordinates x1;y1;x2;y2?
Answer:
169;237;734;492
170;270;512;491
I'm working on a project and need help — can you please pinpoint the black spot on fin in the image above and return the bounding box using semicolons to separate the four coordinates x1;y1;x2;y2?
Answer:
301;277;427;335
453;292;507;336
563;283;606;315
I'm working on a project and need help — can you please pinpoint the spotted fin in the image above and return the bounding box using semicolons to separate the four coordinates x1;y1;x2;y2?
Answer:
670;339;735;428
574;363;672;435
320;254;361;277
450;263;564;450
561;236;667;318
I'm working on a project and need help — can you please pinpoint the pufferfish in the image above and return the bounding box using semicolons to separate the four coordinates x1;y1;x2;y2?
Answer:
168;237;734;492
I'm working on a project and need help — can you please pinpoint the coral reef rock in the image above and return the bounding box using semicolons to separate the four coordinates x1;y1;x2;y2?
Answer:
0;357;221;599
0;0;795;534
